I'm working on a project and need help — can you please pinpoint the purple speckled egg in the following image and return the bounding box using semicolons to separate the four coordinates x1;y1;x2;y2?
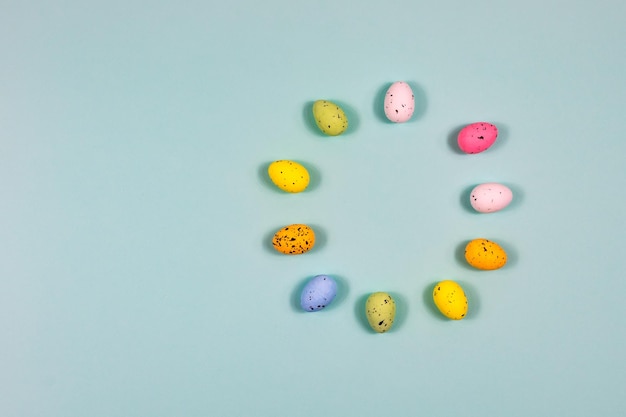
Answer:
300;275;338;312
384;81;415;123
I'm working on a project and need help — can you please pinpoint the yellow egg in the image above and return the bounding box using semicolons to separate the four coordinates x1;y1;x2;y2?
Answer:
312;100;348;136
365;292;396;333
433;280;468;320
272;224;315;255
267;160;310;193
464;238;507;270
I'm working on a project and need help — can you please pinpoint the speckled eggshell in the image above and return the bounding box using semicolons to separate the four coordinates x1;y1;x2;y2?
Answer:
464;238;507;270
433;280;468;320
312;100;348;136
384;81;415;123
470;183;513;213
267;160;310;193
365;292;396;333
272;224;315;255
457;122;498;154
300;275;338;312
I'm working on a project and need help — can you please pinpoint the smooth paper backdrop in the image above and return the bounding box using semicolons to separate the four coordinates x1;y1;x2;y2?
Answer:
1;1;625;416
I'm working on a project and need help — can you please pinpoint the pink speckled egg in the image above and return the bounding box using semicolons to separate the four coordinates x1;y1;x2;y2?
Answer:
470;183;513;213
457;122;498;154
384;81;415;123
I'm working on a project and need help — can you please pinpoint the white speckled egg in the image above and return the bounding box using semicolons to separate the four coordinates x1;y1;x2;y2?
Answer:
384;81;415;123
470;183;513;213
300;275;338;312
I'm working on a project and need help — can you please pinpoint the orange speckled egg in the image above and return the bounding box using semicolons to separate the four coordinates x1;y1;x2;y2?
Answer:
272;224;315;255
464;238;507;270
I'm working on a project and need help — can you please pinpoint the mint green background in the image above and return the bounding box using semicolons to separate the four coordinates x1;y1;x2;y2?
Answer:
1;1;625;416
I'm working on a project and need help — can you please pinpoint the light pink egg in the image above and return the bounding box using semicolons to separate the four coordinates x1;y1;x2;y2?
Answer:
457;122;498;154
384;81;415;123
470;183;513;213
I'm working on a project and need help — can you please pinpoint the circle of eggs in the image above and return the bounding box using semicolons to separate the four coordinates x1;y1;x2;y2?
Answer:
384;81;415;123
433;280;468;320
470;182;513;213
458;122;498;154
272;224;315;255
300;275;338;312
464;238;507;270
312;99;348;136
365;292;396;333
268;160;310;193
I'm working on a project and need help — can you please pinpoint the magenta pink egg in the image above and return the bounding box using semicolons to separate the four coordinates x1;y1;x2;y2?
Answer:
457;122;498;154
384;81;415;123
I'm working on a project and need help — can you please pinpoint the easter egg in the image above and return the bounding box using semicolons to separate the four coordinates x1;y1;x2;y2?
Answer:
272;224;315;255
470;183;513;213
365;292;396;333
457;122;498;154
267;160;310;193
464;238;507;270
433;280;468;320
384;81;415;123
312;100;348;136
300;275;338;312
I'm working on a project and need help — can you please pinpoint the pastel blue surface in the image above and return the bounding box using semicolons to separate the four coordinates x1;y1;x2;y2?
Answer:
1;1;625;416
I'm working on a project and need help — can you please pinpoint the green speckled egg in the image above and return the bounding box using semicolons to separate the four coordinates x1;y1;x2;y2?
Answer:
312;100;348;136
365;292;396;333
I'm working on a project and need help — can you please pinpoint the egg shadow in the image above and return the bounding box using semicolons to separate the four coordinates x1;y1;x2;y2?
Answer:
506;182;525;211
354;293;372;332
303;100;360;138
257;162;278;192
353;291;408;334
373;84;391;123
262;224;328;256
308;224;328;254
372;81;428;125
388;291;408;333
422;282;449;322
406;81;427;123
302;101;320;136
460;184;479;213
496;238;519;269
290;274;349;314
487;121;510;153
455;240;474;270
457;280;480;320
447;124;467;154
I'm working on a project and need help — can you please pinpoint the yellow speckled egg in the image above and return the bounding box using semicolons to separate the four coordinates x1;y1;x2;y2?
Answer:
312;100;348;136
272;224;315;255
433;280;468;320
365;292;396;333
464;238;507;270
267;160;310;193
